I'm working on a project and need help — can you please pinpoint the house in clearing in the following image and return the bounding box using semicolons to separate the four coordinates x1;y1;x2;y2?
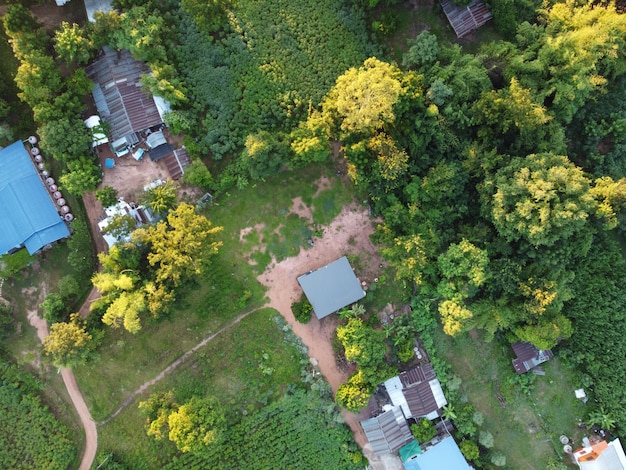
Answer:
574;438;626;469
297;256;366;319
0;141;70;255
361;406;413;456
86;46;166;158
402;436;471;470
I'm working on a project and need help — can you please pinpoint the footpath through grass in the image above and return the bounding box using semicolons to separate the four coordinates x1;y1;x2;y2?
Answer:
434;328;584;468
97;308;305;468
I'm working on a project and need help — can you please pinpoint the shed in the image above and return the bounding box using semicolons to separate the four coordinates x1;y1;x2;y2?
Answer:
0;141;70;255
441;0;493;38
511;341;553;374
297;256;365;319
361;406;414;456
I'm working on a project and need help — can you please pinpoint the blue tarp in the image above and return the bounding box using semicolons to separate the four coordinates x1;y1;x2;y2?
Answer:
0;141;70;255
403;436;471;470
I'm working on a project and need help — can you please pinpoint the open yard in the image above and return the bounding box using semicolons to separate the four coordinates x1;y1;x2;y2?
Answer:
434;328;585;468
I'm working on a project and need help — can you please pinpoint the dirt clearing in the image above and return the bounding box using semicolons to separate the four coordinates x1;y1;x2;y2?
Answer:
257;201;386;446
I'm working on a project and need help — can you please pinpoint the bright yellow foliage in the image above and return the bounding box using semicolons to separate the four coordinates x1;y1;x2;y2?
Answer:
439;300;473;336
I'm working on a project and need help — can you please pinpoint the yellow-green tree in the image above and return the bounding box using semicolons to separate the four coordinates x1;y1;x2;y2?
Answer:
133;203;223;288
142;180;178;215
439;300;473;336
491;153;595;247
91;271;146;333
322;57;405;137
43;314;93;368
335;370;371;412
54;22;92;65
167;397;225;453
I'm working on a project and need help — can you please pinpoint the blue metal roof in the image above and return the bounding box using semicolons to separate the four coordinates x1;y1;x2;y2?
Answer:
404;436;471;470
0;141;70;255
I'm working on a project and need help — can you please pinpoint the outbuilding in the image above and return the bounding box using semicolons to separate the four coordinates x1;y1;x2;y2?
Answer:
297;256;366;319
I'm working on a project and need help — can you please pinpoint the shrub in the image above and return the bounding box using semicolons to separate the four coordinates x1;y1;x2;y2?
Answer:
0;304;15;340
491;450;507;467
479;430;494;449
410;418;437;443
291;297;314;323
460;439;480;462
57;275;80;301
40;293;68;323
94;186;118;208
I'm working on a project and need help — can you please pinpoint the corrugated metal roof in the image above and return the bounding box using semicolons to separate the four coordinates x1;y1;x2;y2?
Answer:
297;256;366;319
385;376;412;419
86;47;162;141
441;0;493;38
361;407;414;456
511;341;553;374
399;364;436;388
0;141;70;255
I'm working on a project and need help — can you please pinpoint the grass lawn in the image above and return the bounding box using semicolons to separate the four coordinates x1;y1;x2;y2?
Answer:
73;164;355;421
97;308;304;469
434;328;584;468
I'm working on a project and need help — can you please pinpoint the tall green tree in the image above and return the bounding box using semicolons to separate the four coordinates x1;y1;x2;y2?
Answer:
490;153;595;247
54;22;92;65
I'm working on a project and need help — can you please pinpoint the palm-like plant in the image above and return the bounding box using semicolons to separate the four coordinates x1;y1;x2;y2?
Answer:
588;407;616;431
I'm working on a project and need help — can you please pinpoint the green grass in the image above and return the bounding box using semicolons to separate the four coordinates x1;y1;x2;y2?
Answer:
383;3;458;64
74;164;354;421
434;328;584;468
211;164;354;274
97;308;304;469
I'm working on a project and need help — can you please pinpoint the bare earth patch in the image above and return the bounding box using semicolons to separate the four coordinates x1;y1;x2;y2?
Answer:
257;202;385;447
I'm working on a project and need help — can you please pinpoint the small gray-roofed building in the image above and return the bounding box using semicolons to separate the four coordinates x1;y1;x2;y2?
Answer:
361;406;414;456
86;47;163;144
297;256;365;319
511;341;554;374
441;0;493;38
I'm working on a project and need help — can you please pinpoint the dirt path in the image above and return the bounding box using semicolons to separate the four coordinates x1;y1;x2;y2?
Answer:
256;202;384;447
26;309;97;470
100;307;263;425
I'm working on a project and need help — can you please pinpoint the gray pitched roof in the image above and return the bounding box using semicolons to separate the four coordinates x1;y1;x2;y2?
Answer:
511;342;553;374
297;256;365;319
361;407;414;455
441;0;493;38
86;47;162;142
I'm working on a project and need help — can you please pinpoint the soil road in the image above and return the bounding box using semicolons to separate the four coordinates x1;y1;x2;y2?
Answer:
27;311;97;470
